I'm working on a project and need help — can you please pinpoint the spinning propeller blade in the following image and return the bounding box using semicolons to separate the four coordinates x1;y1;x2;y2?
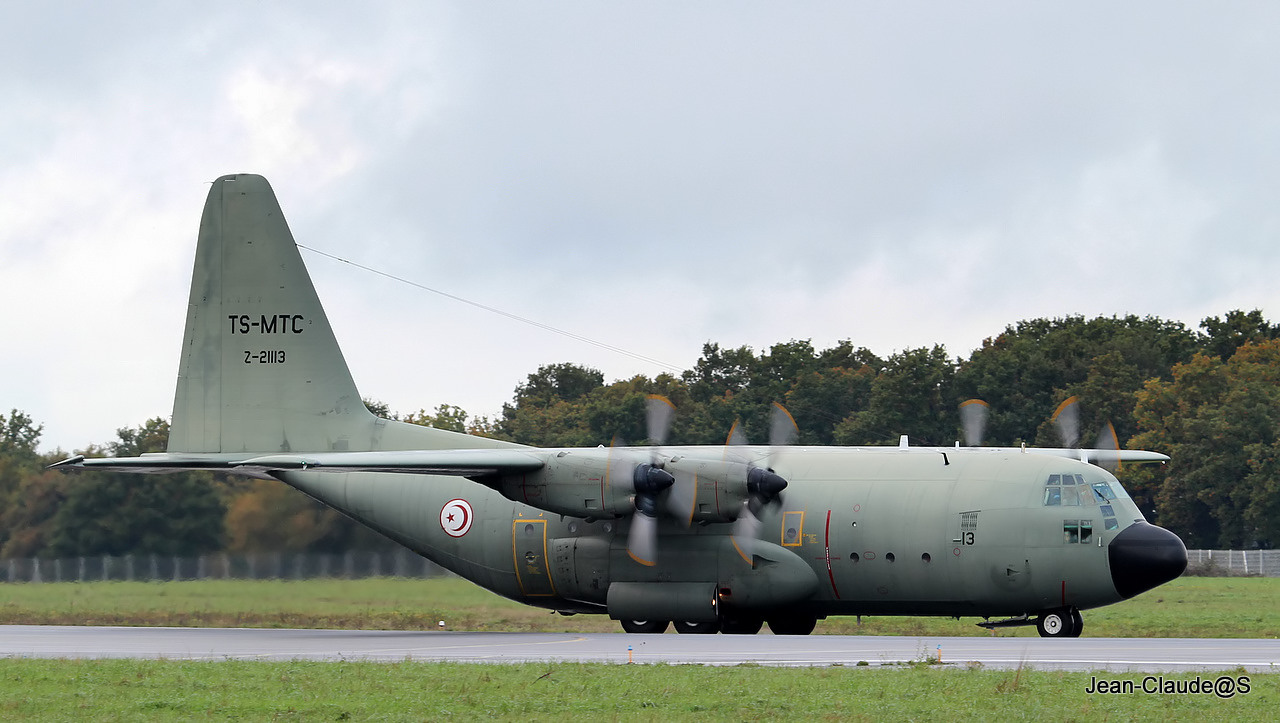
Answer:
1094;420;1121;472
626;508;659;566
959;399;989;447
1052;396;1081;448
728;403;795;546
619;395;680;563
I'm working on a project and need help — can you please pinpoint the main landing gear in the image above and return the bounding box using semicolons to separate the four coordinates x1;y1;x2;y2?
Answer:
619;619;669;634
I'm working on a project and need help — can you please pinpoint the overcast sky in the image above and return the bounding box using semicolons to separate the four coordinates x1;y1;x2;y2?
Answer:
3;2;1278;453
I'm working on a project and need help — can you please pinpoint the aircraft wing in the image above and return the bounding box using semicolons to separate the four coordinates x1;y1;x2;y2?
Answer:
994;447;1169;464
942;446;1169;465
49;449;547;478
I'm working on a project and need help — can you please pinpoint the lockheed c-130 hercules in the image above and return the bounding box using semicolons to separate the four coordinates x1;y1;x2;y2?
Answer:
53;174;1187;638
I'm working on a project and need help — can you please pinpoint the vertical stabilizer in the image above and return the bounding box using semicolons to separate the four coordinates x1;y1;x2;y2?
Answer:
168;174;373;453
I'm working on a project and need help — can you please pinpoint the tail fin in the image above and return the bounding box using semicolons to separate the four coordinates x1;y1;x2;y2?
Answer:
168;174;375;453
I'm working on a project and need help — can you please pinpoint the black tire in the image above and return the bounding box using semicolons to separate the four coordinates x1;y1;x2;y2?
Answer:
1035;610;1076;638
766;614;817;636
1069;609;1084;638
673;620;720;634
620;619;669;634
721;614;764;635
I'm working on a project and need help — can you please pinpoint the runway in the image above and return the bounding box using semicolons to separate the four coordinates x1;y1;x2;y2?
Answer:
1;626;1276;672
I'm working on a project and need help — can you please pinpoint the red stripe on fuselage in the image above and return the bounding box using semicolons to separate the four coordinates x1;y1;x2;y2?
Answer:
825;510;840;599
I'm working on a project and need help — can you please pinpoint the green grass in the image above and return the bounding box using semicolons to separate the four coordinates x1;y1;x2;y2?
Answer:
1;577;1276;720
1;576;1277;637
0;659;1274;721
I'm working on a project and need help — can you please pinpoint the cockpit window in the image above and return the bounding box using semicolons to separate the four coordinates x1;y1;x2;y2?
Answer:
1044;473;1093;506
1091;481;1117;502
1061;485;1080;506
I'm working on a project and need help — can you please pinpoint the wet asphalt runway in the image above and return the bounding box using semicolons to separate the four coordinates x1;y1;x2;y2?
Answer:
2;626;1276;672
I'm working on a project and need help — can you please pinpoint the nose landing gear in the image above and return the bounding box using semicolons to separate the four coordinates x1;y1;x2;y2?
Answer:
977;608;1083;637
1036;608;1083;638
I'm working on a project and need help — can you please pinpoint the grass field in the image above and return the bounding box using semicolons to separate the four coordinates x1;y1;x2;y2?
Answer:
1;575;1277;637
0;659;1274;721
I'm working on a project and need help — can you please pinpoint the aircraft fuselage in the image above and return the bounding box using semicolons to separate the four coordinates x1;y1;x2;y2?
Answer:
279;444;1177;630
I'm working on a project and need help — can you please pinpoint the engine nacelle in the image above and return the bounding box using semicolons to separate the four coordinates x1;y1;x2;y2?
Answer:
664;457;787;524
495;449;633;519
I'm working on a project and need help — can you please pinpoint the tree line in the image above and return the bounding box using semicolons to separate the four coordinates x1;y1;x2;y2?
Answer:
2;309;1278;557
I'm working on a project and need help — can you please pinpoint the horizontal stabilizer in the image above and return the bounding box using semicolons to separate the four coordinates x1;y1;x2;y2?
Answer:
50;448;546;478
235;449;546;475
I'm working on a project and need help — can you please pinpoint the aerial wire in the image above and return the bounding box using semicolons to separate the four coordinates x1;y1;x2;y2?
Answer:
297;243;684;373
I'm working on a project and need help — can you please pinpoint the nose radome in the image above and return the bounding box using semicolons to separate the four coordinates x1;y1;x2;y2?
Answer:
1108;522;1188;599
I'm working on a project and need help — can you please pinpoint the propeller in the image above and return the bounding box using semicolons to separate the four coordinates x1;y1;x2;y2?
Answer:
1052;396;1123;471
1052;396;1081;448
1094;419;1121;473
645;394;675;447
959;399;989;447
614;447;675;566
615;395;678;566
729;403;796;545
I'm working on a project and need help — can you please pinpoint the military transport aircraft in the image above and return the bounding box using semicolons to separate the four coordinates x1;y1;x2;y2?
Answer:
53;174;1187;637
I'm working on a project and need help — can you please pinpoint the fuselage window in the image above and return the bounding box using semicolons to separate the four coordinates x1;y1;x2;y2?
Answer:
1063;519;1094;543
1104;518;1120;530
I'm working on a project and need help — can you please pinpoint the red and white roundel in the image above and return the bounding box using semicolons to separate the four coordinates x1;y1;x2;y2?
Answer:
440;499;474;537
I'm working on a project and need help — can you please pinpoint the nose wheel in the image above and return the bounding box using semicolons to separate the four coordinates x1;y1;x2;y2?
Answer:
1036;608;1083;638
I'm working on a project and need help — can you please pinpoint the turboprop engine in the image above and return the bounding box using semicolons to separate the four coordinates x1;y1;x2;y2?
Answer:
492;450;782;525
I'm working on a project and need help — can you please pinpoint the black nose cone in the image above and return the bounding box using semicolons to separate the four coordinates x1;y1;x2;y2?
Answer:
1108;522;1188;599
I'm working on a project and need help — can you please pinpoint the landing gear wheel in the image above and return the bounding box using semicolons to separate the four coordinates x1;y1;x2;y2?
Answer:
720;614;764;635
1069;609;1083;637
620;619;669;634
766;614;818;636
1035;609;1076;638
673;620;720;634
